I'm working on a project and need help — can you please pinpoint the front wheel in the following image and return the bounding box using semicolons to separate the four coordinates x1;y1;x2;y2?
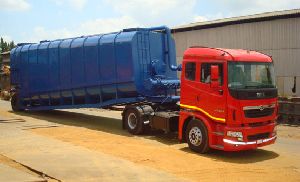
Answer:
124;108;144;135
186;119;210;153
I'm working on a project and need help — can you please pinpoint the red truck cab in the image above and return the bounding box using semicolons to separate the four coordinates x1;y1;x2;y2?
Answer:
179;47;277;153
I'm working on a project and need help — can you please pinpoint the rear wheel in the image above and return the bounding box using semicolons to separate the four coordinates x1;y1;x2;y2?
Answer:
124;108;144;135
186;119;210;153
11;93;24;112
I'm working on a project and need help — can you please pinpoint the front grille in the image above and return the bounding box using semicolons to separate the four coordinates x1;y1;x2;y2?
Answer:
248;122;265;127
229;88;277;100
247;132;270;141
244;108;274;118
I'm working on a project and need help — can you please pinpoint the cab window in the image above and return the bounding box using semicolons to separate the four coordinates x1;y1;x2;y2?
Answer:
185;62;196;81
200;63;223;85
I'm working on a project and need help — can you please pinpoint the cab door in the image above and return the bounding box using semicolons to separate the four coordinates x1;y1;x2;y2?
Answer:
180;61;199;107
194;62;227;123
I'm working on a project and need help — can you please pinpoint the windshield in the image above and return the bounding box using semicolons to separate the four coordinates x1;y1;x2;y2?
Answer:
228;62;276;89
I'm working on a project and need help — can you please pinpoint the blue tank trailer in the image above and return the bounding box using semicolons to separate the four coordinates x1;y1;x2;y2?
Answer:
10;26;181;134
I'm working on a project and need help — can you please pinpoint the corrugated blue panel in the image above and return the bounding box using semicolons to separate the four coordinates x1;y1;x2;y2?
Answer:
19;45;30;96
48;41;61;91
99;33;118;102
10;26;180;110
84;36;101;85
10;48;16;89
59;39;72;90
115;32;135;83
149;32;165;73
28;44;39;94
37;42;50;92
115;32;137;98
71;37;86;88
10;48;16;77
99;33;118;84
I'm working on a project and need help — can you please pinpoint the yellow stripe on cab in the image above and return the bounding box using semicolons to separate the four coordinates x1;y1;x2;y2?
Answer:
180;103;226;122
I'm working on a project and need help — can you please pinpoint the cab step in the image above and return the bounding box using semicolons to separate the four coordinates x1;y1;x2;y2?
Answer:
211;145;224;149
212;132;224;136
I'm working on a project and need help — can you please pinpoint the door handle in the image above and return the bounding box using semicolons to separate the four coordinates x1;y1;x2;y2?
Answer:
197;96;200;101
219;89;223;95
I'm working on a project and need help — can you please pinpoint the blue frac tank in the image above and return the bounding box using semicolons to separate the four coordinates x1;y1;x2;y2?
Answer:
10;26;180;110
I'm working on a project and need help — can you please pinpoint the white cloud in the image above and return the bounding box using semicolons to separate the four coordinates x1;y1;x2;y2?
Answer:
50;0;87;10
19;0;199;42
17;0;300;43
23;16;140;42
1;35;12;42
80;16;140;35
24;26;74;42
193;16;208;22
210;0;300;16
0;0;30;11
69;0;87;10
193;0;300;23
104;0;197;26
50;0;64;6
196;12;228;22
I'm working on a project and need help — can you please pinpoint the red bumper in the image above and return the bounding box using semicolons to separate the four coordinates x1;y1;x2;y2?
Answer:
217;122;277;151
222;135;276;151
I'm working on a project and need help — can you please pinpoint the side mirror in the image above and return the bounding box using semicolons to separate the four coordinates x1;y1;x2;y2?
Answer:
211;65;220;88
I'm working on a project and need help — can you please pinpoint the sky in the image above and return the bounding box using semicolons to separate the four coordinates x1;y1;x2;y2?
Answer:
1;0;300;43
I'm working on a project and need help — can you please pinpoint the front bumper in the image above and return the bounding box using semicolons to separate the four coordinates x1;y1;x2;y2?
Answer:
220;122;276;151
223;135;276;151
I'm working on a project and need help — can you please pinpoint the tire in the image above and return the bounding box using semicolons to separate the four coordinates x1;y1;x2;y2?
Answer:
124;108;144;135
185;119;210;153
11;93;24;112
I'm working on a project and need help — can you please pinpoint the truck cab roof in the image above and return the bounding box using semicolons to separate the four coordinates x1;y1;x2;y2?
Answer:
183;47;272;63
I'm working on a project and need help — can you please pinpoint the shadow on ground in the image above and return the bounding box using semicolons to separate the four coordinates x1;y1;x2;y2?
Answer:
12;109;279;163
11;110;180;145
180;147;279;164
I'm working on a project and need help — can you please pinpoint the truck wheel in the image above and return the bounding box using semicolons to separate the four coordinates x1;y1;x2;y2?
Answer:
11;93;24;112
186;119;209;153
124;108;144;135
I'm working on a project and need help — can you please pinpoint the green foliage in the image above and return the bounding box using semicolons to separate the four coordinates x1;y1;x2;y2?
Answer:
0;37;15;63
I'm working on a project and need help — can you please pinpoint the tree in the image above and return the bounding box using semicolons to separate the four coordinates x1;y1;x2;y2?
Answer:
0;37;16;62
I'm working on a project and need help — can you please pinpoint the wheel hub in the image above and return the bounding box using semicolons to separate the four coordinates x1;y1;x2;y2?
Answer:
128;113;137;129
189;126;202;146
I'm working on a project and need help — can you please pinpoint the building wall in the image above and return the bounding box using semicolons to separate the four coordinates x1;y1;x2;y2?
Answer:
172;17;300;96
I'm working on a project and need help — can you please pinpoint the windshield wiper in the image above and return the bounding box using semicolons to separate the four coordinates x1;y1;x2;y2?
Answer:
258;84;275;88
244;85;260;89
244;84;275;89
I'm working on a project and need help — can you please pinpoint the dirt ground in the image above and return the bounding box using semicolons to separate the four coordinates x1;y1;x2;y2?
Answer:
0;154;57;182
1;104;300;181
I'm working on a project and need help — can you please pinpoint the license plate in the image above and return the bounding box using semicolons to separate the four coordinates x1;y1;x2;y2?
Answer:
257;139;263;144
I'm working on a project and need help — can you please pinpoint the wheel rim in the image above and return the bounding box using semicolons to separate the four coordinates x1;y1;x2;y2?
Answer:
128;113;137;130
189;126;202;146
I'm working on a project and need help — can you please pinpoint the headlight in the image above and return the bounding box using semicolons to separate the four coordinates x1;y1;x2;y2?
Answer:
227;131;243;138
272;125;277;136
274;125;278;133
